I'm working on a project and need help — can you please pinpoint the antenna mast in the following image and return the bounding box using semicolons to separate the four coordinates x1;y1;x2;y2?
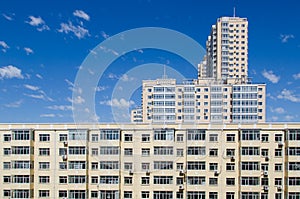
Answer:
233;7;236;17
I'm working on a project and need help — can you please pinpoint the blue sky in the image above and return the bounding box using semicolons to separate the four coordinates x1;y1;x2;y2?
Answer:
0;0;300;123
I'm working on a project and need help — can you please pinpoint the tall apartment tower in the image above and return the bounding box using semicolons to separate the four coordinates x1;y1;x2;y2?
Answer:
199;17;248;84
132;16;266;124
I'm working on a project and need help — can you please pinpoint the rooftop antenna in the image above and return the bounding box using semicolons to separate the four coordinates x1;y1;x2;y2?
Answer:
233;6;236;17
163;65;167;79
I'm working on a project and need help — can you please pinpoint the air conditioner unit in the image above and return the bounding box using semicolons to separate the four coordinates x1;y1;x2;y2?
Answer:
230;156;235;161
179;170;185;176
263;186;269;191
146;170;150;175
263;171;268;176
178;185;184;190
63;141;68;146
265;156;269;161
129;170;133;175
277;185;283;191
278;141;284;147
214;170;219;176
62;155;67;160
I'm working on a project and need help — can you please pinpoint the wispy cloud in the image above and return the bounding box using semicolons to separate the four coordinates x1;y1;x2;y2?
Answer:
277;89;300;102
120;74;134;82
0;41;9;52
47;105;73;111
5;100;23;108
36;74;43;79
95;86;107;92
280;34;295;43
73;10;90;21
26;16;50;31
58;21;90;39
101;31;109;39
67;96;85;104
100;98;135;108
0;65;24;79
270;107;285;114
285;115;295;121
2;13;14;21
24;47;34;55
40;114;56;118
24;84;39;91
98;45;119;56
262;70;280;83
293;73;300;80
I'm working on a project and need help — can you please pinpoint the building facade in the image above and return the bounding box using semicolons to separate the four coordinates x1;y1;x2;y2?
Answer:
0;123;299;199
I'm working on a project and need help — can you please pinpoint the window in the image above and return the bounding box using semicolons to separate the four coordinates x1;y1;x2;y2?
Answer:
12;161;32;169
59;162;67;170
39;162;50;170
124;148;133;156
241;177;259;186
154;129;174;141
177;163;184;170
209;134;218;142
142;134;150;142
241;162;260;170
176;134;184;142
177;149;184;157
100;146;119;155
124;162;133;170
91;176;98;184
288;177;300;186
124;177;132;185
261;163;269;171
187;161;205;170
275;193;282;199
3;134;11;142
226;192;235;199
141;191;150;198
275;134;283;142
209;192;218;199
154;161;173;170
275;163;283;171
91;162;98;170
275;178;282;186
39;176;50;184
241;192;259;199
288;162;300;171
39;148;50;156
141;163;150;171
69;190;86;199
68;147;86;155
227;134;235;142
124;134;133;142
39;190;49;198
261;149;269;157
59;134;67;141
100;161;119;170
209;178;218;185
154;146;173;155
187;147;206;155
3;148;11;155
99;129;120;140
154;176;173;184
187;192;205;199
3;190;10;197
261;178;268;185
99;176;119;184
209;149;218;156
241;129;260;140
3;162;10;170
261;134;269;142
187;176;205;185
12;130;31;140
226;178;235;185
275;149;282;157
3;176;11;183
153;191;173;199
287;147;300;156
59;176;67;184
59;148;67;156
91;191;98;198
69;130;88;140
91;148;98;156
39;134;50;142
69;161;86;169
124;191;132;199
288;130;300;140
69;175;86;184
141;177;150;185
226;163;235;171
242;147;260;156
91;134;98;142
187;129;206;140
226;149;235;156
177;177;183;185
13;175;31;183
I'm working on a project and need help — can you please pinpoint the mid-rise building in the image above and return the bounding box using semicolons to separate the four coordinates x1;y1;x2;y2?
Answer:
0;123;299;199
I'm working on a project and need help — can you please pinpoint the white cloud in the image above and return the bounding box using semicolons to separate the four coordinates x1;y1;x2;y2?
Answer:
280;34;295;43
26;16;50;31
98;45;119;56
262;70;280;83
277;89;300;102
271;107;285;114
24;47;34;55
271;116;278;121
2;13;14;21
67;96;85;104
40;114;55;118
120;74;134;82
73;10;90;21
47;105;73;111
293;73;300;80
100;98;135;108
285;115;294;121
58;21;90;39
5;100;23;108
24;84;39;91
101;31;109;39
0;65;24;79
95;86;107;92
0;41;9;52
36;74;43;79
